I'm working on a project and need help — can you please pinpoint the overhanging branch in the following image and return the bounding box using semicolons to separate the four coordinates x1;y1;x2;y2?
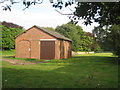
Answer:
55;9;73;15
0;0;8;3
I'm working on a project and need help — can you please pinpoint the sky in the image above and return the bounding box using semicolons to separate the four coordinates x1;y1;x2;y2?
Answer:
0;0;99;33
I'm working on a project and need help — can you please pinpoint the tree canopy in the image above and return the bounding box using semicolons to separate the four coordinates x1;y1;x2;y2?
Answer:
92;24;120;57
55;22;94;52
74;2;120;26
1;21;24;30
1;23;23;50
42;27;55;31
108;25;120;57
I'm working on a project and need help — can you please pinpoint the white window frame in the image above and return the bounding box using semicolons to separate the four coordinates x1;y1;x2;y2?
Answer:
40;39;56;41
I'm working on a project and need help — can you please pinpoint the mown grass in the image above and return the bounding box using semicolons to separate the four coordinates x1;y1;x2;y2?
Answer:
1;50;118;88
2;50;45;62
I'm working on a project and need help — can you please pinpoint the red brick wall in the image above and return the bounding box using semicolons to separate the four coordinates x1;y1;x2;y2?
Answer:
31;40;40;59
63;41;72;58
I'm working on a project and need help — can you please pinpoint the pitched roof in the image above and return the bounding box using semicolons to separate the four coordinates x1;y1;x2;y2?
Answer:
16;25;72;42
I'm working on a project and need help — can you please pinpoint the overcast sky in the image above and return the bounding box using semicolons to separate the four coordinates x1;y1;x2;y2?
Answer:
0;0;99;32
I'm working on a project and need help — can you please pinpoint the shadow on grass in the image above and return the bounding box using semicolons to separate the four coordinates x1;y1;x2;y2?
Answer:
2;56;15;59
2;62;118;88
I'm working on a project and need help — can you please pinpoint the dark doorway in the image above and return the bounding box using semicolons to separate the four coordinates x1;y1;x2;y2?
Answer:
40;41;55;59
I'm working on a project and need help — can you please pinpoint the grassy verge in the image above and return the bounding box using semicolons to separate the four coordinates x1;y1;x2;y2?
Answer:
2;49;15;56
1;50;118;88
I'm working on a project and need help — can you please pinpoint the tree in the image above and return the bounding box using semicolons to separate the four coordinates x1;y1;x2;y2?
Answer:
42;27;55;31
74;2;120;26
92;25;120;57
1;21;24;30
55;22;94;52
1;25;23;50
79;36;93;51
92;26;110;51
107;25;120;57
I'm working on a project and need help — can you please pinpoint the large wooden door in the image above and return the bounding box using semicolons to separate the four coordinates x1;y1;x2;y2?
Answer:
40;41;55;59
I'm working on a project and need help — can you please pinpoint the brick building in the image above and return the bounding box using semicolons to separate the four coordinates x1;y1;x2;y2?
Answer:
15;25;72;59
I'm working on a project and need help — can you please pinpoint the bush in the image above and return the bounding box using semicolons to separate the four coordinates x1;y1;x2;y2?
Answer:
1;25;23;50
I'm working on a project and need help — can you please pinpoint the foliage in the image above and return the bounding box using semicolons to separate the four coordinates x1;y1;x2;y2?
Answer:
1;0;75;11
55;22;94;51
42;27;55;31
74;2;120;26
80;36;93;51
92;26;106;52
68;2;120;57
92;25;120;57
1;0;44;10
85;32;94;37
1;21;24;30
1;25;23;50
107;25;120;57
2;51;118;88
52;2;120;26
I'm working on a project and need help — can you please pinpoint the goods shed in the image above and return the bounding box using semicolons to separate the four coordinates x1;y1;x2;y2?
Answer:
15;25;72;59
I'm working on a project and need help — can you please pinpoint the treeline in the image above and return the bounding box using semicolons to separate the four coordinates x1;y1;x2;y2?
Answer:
1;21;24;50
1;21;119;57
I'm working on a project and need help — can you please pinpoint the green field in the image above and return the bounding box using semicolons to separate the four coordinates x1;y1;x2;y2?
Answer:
1;50;118;88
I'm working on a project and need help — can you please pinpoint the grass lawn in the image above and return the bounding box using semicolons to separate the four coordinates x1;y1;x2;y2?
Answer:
1;50;118;88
